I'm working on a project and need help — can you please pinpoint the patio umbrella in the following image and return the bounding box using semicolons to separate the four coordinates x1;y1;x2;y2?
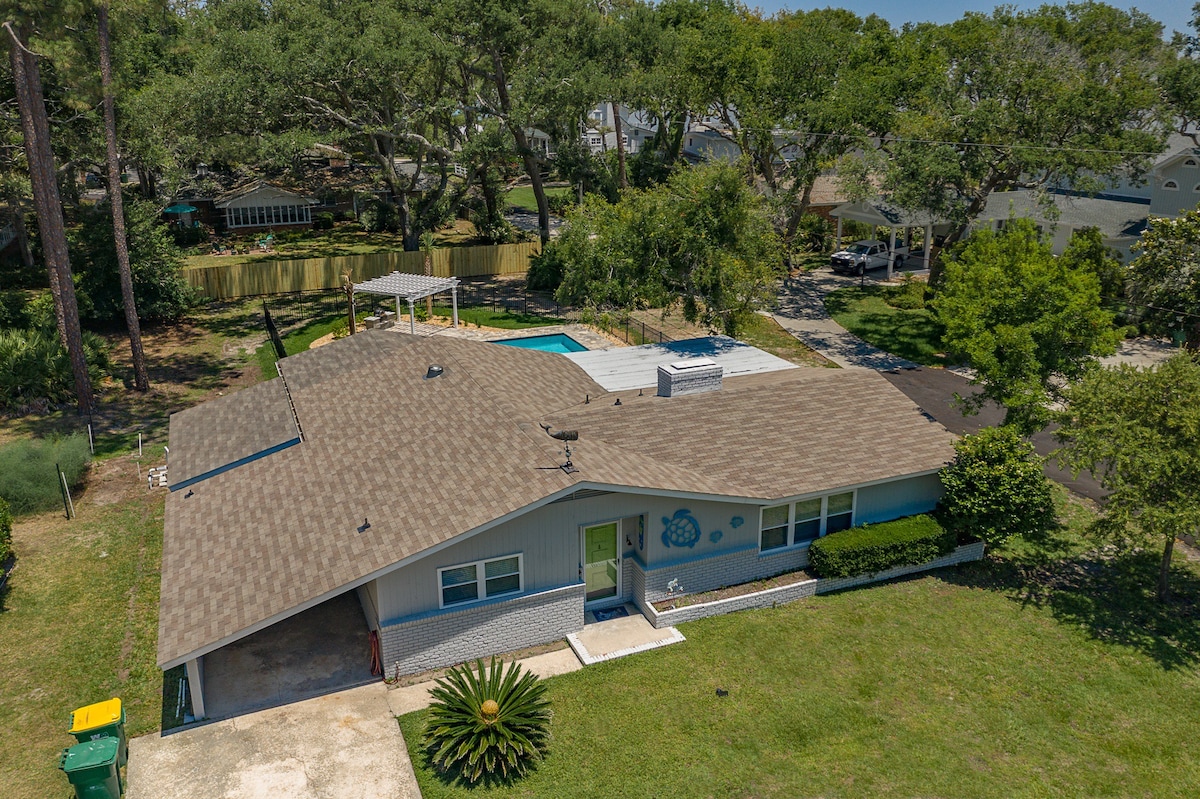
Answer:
163;204;198;214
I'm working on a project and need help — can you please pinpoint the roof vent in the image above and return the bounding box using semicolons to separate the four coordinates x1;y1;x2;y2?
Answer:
657;358;722;397
424;364;444;379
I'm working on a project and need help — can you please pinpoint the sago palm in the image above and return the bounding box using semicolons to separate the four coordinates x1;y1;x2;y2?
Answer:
423;657;552;783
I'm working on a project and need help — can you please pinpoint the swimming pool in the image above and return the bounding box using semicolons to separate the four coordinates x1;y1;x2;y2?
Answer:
495;333;588;354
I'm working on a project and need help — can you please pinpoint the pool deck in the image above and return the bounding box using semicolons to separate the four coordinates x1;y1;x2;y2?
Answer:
383;321;616;350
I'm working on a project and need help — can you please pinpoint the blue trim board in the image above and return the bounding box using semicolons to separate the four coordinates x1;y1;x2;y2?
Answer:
168;438;301;492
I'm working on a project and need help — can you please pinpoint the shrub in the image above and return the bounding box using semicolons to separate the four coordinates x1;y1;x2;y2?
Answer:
808;514;956;579
887;274;928;310
0;290;30;329
0;328;110;411
936;426;1055;547
0;434;91;515
0;497;12;564
526;246;566;292
424;657;552;784
315;211;336;231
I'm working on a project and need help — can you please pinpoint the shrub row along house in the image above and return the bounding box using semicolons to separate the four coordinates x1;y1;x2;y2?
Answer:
159;333;955;717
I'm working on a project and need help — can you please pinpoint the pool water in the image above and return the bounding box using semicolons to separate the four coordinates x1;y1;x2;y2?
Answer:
495;333;588;354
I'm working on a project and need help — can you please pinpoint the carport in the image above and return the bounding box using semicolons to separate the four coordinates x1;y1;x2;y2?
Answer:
179;592;375;722
830;198;950;278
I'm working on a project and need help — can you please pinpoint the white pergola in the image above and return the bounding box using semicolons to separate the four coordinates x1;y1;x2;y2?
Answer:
829;199;949;279
353;271;461;334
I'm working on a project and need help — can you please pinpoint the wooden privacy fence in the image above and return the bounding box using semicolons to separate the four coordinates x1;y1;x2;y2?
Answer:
184;241;541;300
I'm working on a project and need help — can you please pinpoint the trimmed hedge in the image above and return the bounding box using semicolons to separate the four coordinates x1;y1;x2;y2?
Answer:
808;515;956;579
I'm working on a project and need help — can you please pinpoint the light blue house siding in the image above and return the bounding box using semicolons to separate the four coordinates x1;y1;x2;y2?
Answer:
370;472;944;675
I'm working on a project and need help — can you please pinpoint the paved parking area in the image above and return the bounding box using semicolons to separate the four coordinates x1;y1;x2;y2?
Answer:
127;682;419;799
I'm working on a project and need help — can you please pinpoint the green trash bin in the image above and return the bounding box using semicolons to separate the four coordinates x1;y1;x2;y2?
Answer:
69;698;127;767
59;737;122;799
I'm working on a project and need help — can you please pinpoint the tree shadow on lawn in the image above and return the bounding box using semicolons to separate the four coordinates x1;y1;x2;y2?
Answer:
943;538;1200;671
823;288;947;366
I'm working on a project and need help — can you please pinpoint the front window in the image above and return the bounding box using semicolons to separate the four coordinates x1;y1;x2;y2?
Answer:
760;505;790;551
439;554;523;608
759;491;856;551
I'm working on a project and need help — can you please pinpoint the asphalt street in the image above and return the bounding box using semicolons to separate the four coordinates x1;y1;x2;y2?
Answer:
880;366;1107;502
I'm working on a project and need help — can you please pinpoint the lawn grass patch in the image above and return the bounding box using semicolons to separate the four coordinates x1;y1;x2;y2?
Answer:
254;313;346;379
738;313;833;367
430;306;563;329
0;492;164;799
825;284;948;366
399;497;1200;798
505;185;571;212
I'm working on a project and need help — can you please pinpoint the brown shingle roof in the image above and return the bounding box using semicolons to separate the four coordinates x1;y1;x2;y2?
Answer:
159;333;953;667
167;380;299;488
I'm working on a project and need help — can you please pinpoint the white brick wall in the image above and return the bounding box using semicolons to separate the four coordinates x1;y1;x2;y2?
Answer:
640;545;811;603
378;584;585;675
641;542;986;629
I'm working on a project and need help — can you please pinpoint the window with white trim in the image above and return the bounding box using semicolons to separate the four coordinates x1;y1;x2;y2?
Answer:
1185;158;1197;167
759;491;856;551
225;204;311;228
438;554;523;608
1164;180;1179;191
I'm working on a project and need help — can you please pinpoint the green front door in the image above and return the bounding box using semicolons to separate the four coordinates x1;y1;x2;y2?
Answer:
583;522;619;604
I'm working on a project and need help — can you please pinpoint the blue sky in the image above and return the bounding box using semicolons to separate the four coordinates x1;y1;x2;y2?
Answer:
751;1;1195;38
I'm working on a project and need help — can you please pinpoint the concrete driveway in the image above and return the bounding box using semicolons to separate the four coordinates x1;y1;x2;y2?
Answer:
127;682;420;799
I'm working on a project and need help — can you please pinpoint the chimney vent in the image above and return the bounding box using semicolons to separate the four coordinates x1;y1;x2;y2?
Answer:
657;358;722;397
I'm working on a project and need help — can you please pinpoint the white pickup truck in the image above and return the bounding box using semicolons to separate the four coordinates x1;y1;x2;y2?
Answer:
829;239;909;275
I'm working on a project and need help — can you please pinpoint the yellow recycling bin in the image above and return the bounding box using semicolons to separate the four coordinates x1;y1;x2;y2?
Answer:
69;698;127;768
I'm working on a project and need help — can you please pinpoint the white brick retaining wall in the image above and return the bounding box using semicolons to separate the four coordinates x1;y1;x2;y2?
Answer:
643;541;986;629
378;583;585;675
639;544;812;603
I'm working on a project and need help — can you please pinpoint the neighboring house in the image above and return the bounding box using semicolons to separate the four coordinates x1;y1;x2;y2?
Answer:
582;103;657;155
974;189;1149;260
1149;145;1200;219
214;182;319;231
991;134;1200;258
681;125;742;164
159;332;954;716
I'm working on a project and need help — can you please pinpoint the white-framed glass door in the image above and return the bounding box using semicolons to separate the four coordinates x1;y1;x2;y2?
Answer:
582;522;620;605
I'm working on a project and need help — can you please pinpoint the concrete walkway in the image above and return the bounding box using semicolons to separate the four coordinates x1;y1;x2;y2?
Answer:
772;270;922;370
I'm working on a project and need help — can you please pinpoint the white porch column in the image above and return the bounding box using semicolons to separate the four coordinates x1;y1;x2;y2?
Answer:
408;299;416;334
395;294;402;321
185;657;206;720
451;286;459;328
923;224;932;270
887;227;897;281
835;216;843;251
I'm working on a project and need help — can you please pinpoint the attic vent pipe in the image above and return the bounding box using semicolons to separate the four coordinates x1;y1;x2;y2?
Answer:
425;364;444;379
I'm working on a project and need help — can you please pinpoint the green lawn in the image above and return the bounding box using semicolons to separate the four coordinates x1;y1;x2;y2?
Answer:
825;284;948;366
431;307;563;329
506;185;571;212
739;313;836;368
399;501;1200;798
0;491;166;799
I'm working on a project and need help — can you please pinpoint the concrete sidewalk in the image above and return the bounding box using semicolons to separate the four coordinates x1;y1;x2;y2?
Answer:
772;270;921;370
